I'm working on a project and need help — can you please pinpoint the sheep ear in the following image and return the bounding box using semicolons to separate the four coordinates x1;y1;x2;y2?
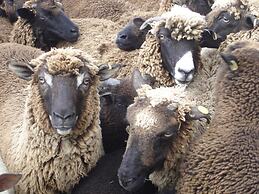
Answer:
132;69;154;91
8;61;35;80
132;17;145;27
186;106;211;123
17;8;35;22
98;64;121;81
100;92;114;104
0;173;22;192
220;53;239;71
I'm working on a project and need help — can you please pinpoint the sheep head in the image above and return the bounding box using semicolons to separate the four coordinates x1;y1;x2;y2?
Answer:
8;48;120;136
202;0;259;48
16;0;79;50
139;5;205;86
118;86;210;192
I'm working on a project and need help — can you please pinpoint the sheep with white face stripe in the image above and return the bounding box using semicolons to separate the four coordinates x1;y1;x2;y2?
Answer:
137;5;206;86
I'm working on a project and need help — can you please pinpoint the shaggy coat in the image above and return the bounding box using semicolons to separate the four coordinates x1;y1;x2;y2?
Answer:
176;40;259;193
0;48;104;194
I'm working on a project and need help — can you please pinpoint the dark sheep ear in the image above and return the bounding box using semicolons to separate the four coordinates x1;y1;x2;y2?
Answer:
245;15;258;29
0;173;22;192
98;64;121;81
100;92;115;104
17;8;35;21
186;106;211;123
8;60;35;80
132;17;145;27
220;53;239;71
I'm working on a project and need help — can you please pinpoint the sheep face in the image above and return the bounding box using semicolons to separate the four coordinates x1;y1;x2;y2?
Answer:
203;9;258;48
34;65;93;136
157;27;199;84
118;100;181;192
8;48;120;136
16;0;79;50
116;17;151;51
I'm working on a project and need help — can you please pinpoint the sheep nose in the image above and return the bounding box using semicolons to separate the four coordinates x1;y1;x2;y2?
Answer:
178;68;194;78
53;112;75;121
118;33;128;40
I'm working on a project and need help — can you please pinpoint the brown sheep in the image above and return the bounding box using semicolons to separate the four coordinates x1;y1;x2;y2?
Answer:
176;40;259;193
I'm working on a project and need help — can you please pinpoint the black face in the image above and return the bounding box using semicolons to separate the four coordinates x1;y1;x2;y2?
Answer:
202;10;256;48
116;17;151;51
37;66;91;135
157;27;199;84
17;1;79;50
118;103;181;192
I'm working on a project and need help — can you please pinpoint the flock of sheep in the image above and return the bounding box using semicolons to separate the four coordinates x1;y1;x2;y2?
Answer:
0;0;258;193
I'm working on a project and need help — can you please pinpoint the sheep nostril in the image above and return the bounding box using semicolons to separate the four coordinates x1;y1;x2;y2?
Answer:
119;34;128;40
70;28;78;34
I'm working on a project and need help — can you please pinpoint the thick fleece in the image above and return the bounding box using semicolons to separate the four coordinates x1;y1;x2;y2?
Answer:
0;48;104;194
176;41;259;193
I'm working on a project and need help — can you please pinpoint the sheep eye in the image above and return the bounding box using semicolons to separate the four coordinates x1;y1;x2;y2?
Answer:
40;16;46;21
83;78;90;85
160;34;165;40
164;131;173;138
222;16;230;23
39;77;45;84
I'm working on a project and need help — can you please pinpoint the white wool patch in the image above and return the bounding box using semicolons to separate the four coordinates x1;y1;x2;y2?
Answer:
135;109;159;129
174;51;195;83
142;85;188;107
211;0;239;10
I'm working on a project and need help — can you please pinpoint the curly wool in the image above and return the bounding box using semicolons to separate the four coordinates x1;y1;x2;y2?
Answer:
0;48;104;194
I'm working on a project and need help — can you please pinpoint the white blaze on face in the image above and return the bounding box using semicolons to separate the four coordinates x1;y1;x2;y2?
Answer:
174;51;195;83
44;72;53;87
57;128;72;136
77;73;85;87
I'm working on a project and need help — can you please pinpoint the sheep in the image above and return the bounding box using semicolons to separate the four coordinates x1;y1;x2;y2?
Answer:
136;5;206;86
118;40;259;193
115;17;151;51
100;69;155;153
71;148;158;194
0;156;21;194
0;17;12;43
202;0;259;48
159;0;215;15
9;0;79;51
118;85;211;192
175;40;259;193
0;47;120;194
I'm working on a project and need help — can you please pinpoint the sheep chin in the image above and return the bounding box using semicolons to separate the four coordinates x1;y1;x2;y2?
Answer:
57;128;72;136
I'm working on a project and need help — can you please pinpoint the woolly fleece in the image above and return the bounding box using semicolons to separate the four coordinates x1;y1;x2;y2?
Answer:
176;41;259;193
